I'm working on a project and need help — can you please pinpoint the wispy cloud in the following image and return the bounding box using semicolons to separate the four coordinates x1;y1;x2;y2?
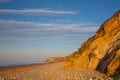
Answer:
0;19;98;34
0;19;98;41
0;9;78;15
0;37;64;41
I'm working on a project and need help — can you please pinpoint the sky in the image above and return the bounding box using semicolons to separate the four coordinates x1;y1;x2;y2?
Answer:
0;0;120;62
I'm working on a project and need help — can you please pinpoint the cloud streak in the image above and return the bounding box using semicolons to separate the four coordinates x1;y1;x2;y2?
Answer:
0;37;64;41
0;9;78;15
0;19;98;41
0;19;98;34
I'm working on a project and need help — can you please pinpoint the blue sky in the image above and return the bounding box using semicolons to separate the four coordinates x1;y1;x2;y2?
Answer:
0;0;120;62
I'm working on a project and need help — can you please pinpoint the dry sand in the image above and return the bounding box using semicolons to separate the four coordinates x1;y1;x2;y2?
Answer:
0;62;113;80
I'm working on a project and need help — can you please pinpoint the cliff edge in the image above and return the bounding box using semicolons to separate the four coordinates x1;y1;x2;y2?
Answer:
46;56;66;63
64;10;120;78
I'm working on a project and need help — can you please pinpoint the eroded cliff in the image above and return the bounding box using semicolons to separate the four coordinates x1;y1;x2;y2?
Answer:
46;57;66;63
64;10;120;78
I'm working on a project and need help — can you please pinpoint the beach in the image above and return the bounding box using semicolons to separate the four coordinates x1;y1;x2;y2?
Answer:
0;62;113;80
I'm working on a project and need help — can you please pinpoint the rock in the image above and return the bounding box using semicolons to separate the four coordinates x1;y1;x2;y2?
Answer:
64;10;120;79
46;56;66;63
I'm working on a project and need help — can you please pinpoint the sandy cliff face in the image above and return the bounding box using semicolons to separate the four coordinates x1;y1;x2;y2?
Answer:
46;57;66;63
65;10;120;78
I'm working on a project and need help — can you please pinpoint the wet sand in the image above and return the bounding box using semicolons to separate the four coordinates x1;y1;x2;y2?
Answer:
0;62;113;80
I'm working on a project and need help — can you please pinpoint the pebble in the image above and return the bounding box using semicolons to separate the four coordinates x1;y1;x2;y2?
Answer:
0;62;114;80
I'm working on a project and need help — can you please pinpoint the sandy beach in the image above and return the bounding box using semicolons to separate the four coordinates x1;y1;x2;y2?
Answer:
0;62;113;80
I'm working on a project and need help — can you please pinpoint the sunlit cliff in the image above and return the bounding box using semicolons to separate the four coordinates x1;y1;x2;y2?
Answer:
65;10;120;78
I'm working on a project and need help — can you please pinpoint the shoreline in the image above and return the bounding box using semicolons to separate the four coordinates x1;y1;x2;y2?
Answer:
0;62;51;76
0;62;49;68
0;61;113;80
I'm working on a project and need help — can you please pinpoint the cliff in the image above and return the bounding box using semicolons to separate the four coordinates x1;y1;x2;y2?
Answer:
46;57;66;63
64;10;120;78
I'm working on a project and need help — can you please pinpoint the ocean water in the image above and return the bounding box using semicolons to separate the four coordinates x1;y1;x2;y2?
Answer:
0;60;47;67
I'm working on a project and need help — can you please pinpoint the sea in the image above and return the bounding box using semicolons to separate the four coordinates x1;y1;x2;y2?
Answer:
0;60;47;67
